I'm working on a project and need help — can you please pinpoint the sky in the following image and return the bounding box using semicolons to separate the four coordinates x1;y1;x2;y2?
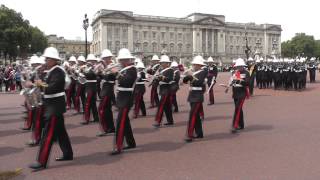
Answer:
1;0;319;42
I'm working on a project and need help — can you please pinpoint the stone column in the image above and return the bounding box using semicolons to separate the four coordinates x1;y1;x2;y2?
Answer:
206;28;208;54
128;24;133;51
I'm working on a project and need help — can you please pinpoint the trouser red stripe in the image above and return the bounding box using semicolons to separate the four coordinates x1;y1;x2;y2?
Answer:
84;92;93;122
199;104;204;118
188;103;201;137
98;96;109;132
150;87;155;106
117;108;128;151
26;109;33;129
209;88;214;103
34;106;43;142
134;93;142;116
234;99;245;128
156;95;168;123
75;86;82;112
38;116;57;165
66;88;72;107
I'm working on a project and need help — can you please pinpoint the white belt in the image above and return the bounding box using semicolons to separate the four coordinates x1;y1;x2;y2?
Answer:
233;84;243;87
44;92;65;99
159;82;170;85
107;81;115;83
189;87;202;91
117;87;134;91
86;80;97;83
136;82;145;84
169;81;175;84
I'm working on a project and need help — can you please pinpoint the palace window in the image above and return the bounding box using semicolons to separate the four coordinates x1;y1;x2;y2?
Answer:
161;32;165;39
143;42;148;52
115;41;120;53
170;32;174;40
143;31;147;39
169;43;174;52
152;42;157;52
107;41;112;50
153;32;156;39
115;26;120;39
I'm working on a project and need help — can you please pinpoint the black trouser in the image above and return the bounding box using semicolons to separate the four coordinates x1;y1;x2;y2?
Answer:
249;77;255;95
16;81;22;91
207;84;215;104
75;85;86;113
187;102;203;139
66;85;76;109
232;97;245;129
155;94;173;124
31;105;44;143
150;85;159;107
309;70;316;83
114;107;136;152
84;90;99;123
134;92;146;117
98;95;115;133
171;92;178;111
4;80;10;92
37;114;73;166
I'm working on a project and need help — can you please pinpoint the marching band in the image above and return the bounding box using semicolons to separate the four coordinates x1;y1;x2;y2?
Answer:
15;46;317;170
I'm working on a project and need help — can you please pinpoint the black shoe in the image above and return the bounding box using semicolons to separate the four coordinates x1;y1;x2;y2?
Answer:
237;127;245;130
184;138;193;143
152;123;160;128
55;156;73;161
20;127;31;131
123;145;136;150
96;132;108;137
80;122;89;125
110;150;121;155
29;162;46;171
194;135;203;139
174;109;179;113
164;122;174;126
26;140;39;147
106;129;115;134
231;128;238;134
207;103;214;105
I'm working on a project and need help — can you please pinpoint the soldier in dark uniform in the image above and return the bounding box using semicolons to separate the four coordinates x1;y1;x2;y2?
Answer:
153;55;174;128
206;57;218;105
247;58;257;95
26;56;47;147
97;49;116;137
29;47;73;170
111;48;137;155
133;61;147;118
170;61;180;112
81;54;99;124
183;56;207;142
228;58;250;133
74;56;86;113
21;56;43;131
65;56;77;110
146;55;160;108
308;58;317;83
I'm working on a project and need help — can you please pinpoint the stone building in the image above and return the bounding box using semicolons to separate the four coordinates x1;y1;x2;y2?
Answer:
47;34;91;59
90;9;281;62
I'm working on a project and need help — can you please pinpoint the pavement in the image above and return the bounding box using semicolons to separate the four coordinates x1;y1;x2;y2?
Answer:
1;72;320;180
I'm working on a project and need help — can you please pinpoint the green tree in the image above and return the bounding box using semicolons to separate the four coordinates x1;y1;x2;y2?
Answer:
281;33;317;58
0;5;47;62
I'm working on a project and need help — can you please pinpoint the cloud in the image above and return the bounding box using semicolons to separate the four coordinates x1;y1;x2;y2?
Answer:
1;0;319;42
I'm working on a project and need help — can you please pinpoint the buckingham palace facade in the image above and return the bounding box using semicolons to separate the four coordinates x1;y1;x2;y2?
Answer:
91;9;282;62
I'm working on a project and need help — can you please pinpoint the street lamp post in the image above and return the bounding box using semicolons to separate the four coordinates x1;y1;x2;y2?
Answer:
244;25;251;60
83;14;89;58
